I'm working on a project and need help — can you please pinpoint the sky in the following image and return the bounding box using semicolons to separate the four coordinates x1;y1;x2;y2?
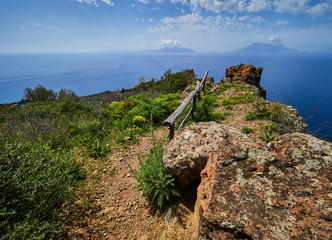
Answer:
0;0;332;53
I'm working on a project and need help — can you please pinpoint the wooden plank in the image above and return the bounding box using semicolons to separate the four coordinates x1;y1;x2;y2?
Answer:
195;81;201;100
178;107;193;131
200;70;209;93
162;87;197;127
169;125;175;140
163;70;209;142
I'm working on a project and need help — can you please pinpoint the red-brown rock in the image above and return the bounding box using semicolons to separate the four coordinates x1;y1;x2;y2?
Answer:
195;130;332;239
164;122;332;239
224;64;263;87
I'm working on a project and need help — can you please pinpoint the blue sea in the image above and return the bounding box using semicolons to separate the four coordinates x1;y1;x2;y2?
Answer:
0;52;331;141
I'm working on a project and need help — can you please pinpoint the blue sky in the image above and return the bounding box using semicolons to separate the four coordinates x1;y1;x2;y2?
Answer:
0;0;331;53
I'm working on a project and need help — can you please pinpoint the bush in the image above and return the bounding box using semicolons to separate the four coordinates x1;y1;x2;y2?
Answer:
130;140;179;208
259;123;276;143
127;95;179;124
58;88;79;102
24;85;57;102
245;102;271;121
242;127;254;134
133;115;149;128
0;141;85;239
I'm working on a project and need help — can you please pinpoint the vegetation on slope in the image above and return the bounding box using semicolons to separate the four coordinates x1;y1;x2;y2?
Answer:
0;69;223;238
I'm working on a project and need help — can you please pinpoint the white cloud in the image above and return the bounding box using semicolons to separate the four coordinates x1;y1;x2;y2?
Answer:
33;22;43;27
273;0;310;14
238;15;250;21
50;25;61;31
155;0;331;17
76;0;99;6
238;15;264;23
158;39;182;46
272;0;332;17
250;16;264;23
268;35;282;45
152;11;264;33
101;0;114;6
276;20;289;25
245;0;272;12
175;0;271;13
136;0;150;3
75;0;114;7
306;2;332;17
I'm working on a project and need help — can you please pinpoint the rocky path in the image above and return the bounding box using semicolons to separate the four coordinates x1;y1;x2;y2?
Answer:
64;127;195;239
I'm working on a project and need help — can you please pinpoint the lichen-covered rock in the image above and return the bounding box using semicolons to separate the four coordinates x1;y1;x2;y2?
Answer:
163;122;254;186
193;126;332;239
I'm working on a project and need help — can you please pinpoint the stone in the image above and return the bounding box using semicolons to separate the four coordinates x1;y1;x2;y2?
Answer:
187;124;332;239
163;122;254;186
164;205;178;227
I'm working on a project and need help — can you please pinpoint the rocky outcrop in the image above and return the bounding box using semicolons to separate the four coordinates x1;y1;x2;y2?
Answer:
221;64;266;98
163;122;332;239
163;122;253;186
224;64;263;87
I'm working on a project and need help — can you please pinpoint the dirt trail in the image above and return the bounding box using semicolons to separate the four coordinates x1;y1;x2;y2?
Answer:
64;87;274;239
65;127;195;239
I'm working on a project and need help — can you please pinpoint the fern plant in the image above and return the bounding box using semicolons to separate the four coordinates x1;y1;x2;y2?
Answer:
130;136;179;208
89;141;110;159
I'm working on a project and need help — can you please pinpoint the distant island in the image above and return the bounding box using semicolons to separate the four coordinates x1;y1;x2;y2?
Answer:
235;42;297;53
137;47;195;53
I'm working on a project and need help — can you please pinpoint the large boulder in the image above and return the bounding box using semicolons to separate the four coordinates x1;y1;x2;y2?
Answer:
163;122;332;239
163;122;254;186
194;129;332;239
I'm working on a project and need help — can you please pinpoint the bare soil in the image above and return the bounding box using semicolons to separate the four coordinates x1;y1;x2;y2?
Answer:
63;128;196;239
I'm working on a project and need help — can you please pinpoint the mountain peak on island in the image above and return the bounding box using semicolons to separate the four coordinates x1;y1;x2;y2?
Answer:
138;47;195;53
235;42;297;53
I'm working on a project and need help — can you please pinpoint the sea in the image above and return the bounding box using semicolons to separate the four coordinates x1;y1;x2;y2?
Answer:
0;52;331;141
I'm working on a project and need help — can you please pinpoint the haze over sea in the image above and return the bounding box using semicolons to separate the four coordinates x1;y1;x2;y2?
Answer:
0;52;331;141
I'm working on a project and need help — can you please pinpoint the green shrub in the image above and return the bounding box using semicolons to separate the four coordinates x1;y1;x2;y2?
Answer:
259;123;276;143
130;140;179;208
58;88;79;102
242;127;254;134
24;85;57;102
244;111;256;121
156;93;181;102
245;102;271;121
176;95;224;129
268;102;297;134
127;95;178;124
0;141;85;239
259;134;275;142
133;115;149;128
152;69;195;94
